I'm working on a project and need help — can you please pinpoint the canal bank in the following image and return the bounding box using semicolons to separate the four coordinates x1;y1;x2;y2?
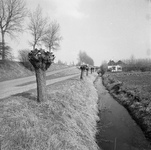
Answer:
102;73;151;141
0;74;100;150
94;76;151;150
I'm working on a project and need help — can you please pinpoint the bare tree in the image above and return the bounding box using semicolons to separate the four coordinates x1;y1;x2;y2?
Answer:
0;0;27;62
28;5;48;50
42;21;62;52
28;6;58;102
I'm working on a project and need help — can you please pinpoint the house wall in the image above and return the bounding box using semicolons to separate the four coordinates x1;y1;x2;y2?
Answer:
108;65;122;72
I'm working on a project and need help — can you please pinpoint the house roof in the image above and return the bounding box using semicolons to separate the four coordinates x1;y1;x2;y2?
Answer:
116;60;124;65
108;60;124;66
108;60;116;66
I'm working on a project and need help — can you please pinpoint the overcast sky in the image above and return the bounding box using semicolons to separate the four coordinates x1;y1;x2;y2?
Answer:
8;0;151;66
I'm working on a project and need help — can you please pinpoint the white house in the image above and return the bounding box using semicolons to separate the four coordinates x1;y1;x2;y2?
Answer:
107;60;123;72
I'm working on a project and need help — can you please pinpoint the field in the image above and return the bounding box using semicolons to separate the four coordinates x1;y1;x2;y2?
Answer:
107;72;151;101
111;72;151;91
102;72;151;141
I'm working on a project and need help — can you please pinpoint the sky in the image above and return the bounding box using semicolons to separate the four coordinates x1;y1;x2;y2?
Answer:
6;0;151;66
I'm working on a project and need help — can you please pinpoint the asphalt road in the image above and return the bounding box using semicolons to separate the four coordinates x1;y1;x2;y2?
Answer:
0;67;80;99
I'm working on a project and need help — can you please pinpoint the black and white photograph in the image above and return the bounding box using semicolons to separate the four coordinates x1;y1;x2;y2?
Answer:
0;0;151;150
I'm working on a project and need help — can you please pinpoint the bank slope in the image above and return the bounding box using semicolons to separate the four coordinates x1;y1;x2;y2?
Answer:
0;61;68;82
102;73;151;141
0;74;100;150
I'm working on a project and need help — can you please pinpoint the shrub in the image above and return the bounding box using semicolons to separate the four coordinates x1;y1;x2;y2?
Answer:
100;61;108;75
18;49;34;71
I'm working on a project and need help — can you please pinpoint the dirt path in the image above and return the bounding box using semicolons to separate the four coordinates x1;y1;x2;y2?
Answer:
0;67;79;99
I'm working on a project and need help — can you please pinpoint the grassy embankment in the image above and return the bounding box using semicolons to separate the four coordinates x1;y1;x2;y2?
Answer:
0;61;68;82
0;72;100;150
102;72;151;141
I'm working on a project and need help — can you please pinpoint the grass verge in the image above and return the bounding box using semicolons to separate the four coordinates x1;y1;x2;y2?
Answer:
0;74;100;150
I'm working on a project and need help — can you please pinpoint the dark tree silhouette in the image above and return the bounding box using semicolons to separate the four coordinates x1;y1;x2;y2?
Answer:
86;65;89;76
80;65;85;80
28;48;55;102
80;64;88;79
90;67;95;74
0;42;14;60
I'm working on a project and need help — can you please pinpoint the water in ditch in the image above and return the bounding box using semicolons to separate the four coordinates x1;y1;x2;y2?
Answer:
95;77;151;150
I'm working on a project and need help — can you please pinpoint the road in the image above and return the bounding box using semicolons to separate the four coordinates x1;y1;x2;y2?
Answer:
0;67;80;99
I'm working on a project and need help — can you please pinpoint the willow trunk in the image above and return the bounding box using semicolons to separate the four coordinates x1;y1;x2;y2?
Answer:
35;68;47;102
1;32;5;61
80;70;84;79
86;70;88;76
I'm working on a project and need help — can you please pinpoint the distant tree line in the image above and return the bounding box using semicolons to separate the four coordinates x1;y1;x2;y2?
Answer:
100;58;151;75
77;50;94;66
122;58;151;72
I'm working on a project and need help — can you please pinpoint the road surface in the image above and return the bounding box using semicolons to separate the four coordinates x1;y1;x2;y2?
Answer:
0;67;80;99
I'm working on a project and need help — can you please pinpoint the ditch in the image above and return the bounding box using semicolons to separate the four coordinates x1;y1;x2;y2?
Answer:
95;77;151;150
